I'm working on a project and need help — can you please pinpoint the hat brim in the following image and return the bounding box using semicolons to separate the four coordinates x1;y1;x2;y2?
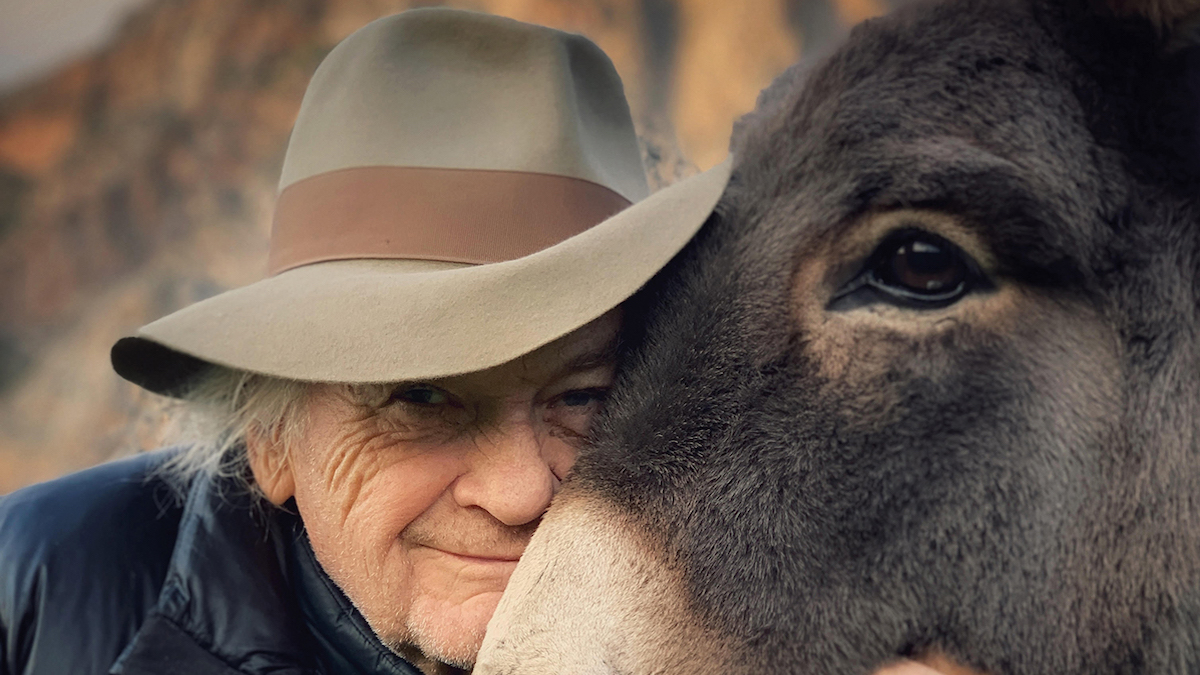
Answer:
112;158;732;396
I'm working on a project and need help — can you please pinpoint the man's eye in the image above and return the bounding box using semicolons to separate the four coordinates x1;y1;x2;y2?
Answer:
559;389;608;407
389;385;450;406
830;229;987;309
545;388;610;443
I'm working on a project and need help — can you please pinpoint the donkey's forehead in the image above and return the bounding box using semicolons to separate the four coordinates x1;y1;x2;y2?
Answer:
729;0;1119;267
740;0;1092;169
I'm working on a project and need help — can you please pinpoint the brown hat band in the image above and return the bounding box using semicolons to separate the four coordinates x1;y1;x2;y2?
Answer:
268;166;633;275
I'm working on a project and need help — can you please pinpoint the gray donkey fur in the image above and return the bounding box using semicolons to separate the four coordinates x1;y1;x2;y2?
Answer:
566;0;1200;671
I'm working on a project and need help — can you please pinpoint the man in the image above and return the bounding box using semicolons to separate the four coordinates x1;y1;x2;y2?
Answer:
0;9;727;674
0;8;951;674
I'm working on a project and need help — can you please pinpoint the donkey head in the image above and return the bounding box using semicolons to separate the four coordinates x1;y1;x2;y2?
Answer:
477;0;1200;672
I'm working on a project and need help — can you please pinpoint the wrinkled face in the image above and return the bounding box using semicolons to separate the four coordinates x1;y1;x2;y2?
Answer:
251;311;619;667
478;1;1200;673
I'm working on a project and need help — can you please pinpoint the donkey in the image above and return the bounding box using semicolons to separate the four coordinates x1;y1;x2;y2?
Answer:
474;0;1200;672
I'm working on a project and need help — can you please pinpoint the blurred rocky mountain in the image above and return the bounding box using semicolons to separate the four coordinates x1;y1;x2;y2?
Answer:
0;0;885;493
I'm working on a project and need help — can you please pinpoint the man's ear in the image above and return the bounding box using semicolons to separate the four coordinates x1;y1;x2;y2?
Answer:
246;424;296;505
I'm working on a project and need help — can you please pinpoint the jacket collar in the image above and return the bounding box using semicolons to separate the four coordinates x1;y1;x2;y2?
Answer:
111;470;419;675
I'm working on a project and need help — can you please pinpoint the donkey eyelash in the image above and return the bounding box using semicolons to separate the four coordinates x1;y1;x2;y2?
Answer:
829;227;990;310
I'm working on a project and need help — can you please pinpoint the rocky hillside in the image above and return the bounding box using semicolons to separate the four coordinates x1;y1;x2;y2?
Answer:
0;0;885;493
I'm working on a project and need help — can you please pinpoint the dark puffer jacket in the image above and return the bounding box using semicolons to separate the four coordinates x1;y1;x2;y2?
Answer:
0;450;421;675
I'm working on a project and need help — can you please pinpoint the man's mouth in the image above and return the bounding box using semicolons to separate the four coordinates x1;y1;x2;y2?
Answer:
429;547;523;564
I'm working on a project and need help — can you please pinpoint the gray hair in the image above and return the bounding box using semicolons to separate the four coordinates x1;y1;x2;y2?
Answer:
157;366;313;499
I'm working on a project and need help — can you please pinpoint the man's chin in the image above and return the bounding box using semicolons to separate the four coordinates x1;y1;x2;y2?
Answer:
383;594;501;669
385;625;483;670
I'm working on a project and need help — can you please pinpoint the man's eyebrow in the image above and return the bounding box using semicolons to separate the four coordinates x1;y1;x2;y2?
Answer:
560;341;620;374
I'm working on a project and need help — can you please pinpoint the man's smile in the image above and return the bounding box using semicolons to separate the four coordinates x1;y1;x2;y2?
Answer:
425;546;524;566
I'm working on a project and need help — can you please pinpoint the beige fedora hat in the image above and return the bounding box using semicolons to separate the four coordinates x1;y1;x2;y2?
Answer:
111;7;731;396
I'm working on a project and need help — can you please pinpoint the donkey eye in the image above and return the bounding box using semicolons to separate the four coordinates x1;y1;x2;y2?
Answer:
879;236;966;297
830;230;985;310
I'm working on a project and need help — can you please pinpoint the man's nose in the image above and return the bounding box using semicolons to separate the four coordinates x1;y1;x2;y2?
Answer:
451;417;557;526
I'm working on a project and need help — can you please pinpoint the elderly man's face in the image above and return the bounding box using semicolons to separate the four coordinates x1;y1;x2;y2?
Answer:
250;311;620;668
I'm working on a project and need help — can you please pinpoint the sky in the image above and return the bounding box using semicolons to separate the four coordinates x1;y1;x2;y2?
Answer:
0;0;149;90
